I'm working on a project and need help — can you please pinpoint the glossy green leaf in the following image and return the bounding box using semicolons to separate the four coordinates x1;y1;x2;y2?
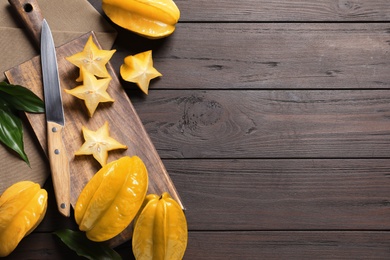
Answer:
0;107;29;165
0;81;44;165
53;229;122;260
0;81;44;113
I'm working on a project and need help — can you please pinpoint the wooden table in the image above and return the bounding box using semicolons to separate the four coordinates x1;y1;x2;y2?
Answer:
4;0;390;259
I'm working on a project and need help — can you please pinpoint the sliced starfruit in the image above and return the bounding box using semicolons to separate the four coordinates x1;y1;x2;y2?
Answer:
66;35;115;81
74;121;127;167
0;181;48;257
132;192;188;260
120;50;162;95
65;68;114;117
75;156;148;242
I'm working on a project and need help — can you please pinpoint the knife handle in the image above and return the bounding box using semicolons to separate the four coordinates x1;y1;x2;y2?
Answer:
8;0;43;47
47;121;71;217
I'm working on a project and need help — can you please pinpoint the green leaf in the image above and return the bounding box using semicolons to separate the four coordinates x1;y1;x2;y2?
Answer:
53;229;122;260
0;81;44;113
0;107;29;165
0;81;44;165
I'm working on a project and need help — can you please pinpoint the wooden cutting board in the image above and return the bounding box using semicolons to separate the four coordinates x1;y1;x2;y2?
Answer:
5;0;183;247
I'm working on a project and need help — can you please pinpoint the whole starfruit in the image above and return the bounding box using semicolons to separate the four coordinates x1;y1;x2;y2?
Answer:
0;181;48;257
132;192;188;260
102;0;180;39
74;156;148;242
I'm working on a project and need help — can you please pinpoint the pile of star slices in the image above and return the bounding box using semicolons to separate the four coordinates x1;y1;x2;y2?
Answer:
65;35;161;167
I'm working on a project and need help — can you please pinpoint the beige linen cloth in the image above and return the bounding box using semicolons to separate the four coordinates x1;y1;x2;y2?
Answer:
0;0;117;193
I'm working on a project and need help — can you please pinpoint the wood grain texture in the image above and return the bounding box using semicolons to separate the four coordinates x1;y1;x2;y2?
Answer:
174;0;390;21
5;32;182;247
185;231;390;259
110;23;390;90
90;0;390;22
165;159;390;230
128;90;390;158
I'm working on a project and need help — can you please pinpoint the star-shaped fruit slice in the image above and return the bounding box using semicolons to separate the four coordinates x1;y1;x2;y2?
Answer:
120;50;162;95
66;35;116;81
65;68;114;117
75;121;127;167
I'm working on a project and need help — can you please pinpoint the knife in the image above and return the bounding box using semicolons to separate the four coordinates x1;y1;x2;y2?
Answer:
41;19;71;217
8;0;70;217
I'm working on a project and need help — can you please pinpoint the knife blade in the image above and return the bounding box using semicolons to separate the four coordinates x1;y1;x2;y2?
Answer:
41;19;70;217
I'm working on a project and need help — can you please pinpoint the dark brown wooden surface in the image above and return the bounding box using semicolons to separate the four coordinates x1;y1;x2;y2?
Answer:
4;0;390;259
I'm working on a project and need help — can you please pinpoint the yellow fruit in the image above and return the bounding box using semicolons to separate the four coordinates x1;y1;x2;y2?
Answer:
74;121;127;167
133;192;188;260
120;50;162;95
66;35;115;81
75;156;148;242
65;68;114;117
0;181;48;257
102;0;180;39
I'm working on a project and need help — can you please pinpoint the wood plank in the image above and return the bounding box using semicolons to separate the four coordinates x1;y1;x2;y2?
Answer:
128;90;390;158
32;159;390;232
4;231;390;259
165;159;390;230
89;0;390;22
174;0;390;21
185;231;390;259
111;23;390;90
